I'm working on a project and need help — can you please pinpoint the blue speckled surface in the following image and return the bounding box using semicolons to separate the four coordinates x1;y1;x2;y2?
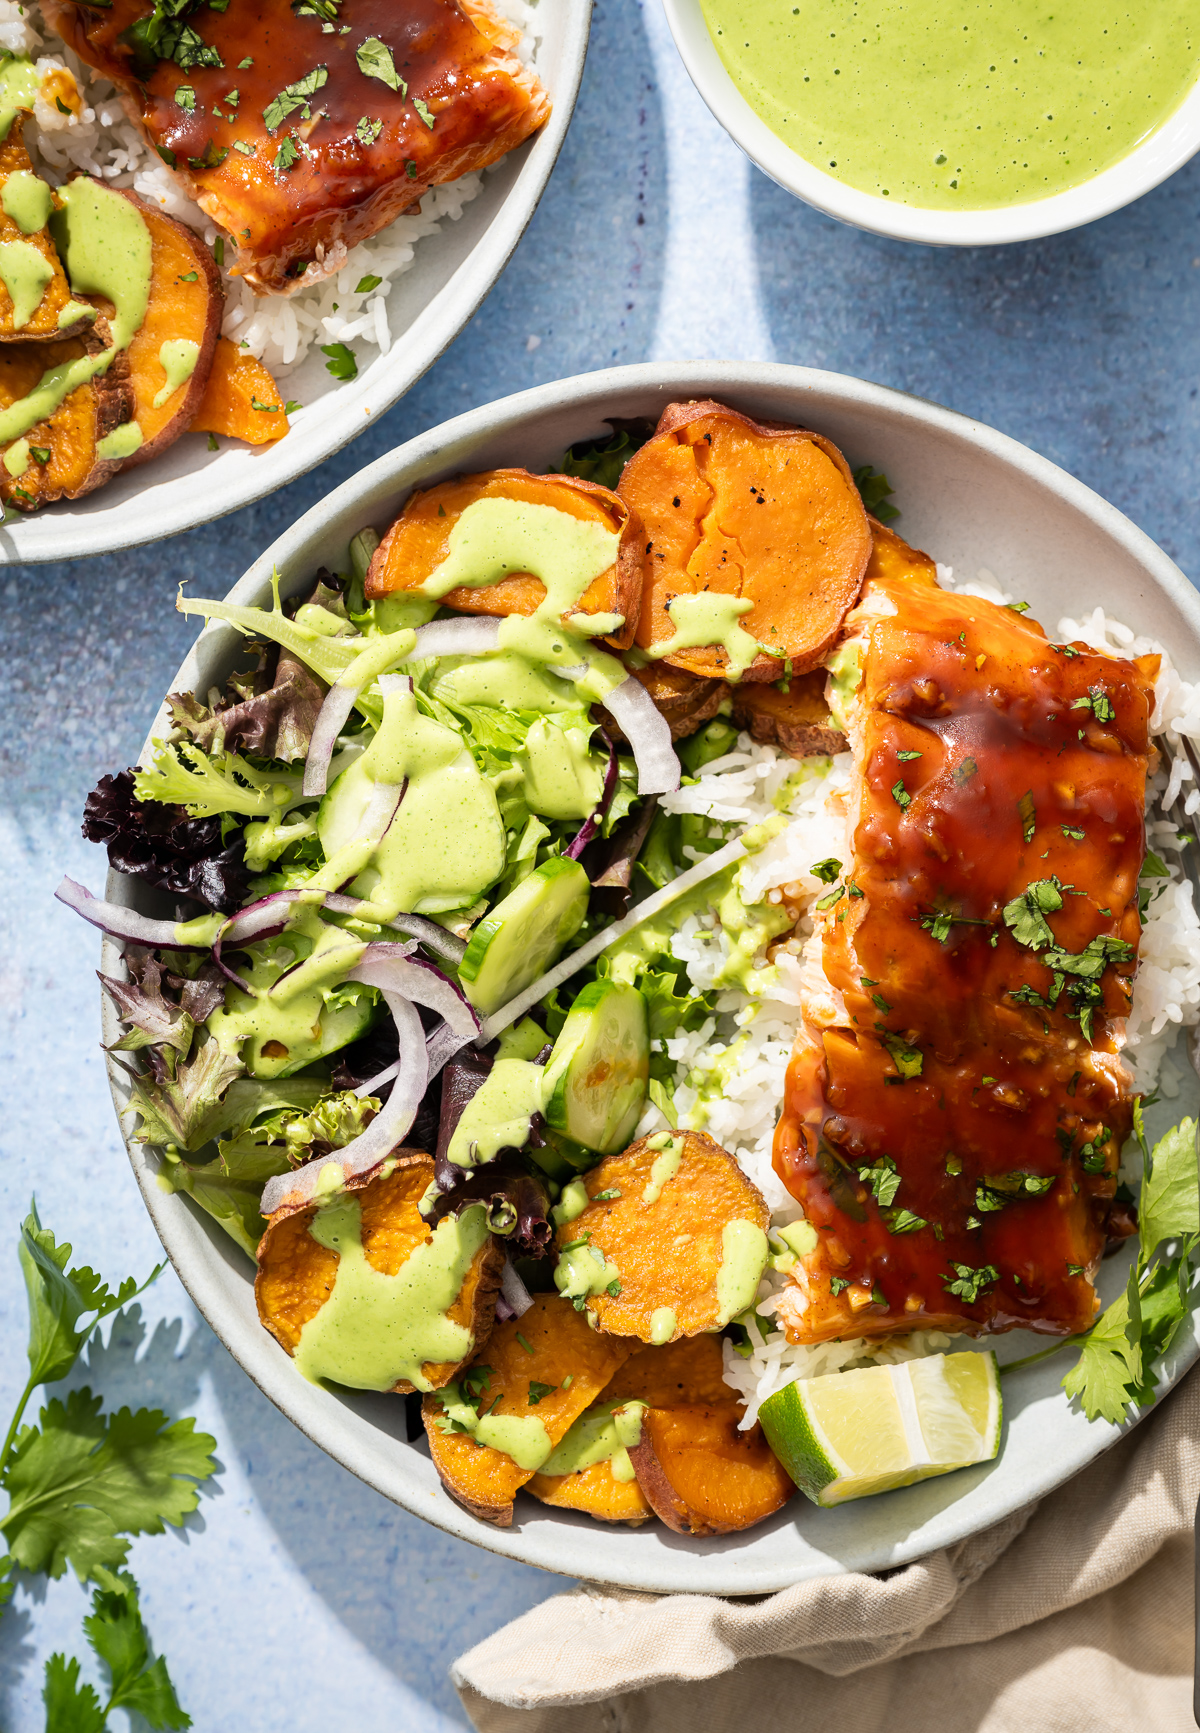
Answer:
1;0;1199;1725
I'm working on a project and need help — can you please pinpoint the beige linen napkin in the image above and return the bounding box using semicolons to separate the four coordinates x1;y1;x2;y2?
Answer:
455;1365;1199;1733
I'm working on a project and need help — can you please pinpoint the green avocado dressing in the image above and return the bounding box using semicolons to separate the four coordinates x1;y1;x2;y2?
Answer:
314;678;505;920
826;639;863;732
57;298;95;329
446;1057;547;1168
649;1306;677;1345
3;437;28;477
642;1134;683;1204
420;494;628;693
1;169;53;234
96;421;143;460
715;1219;769;1326
50;178;152;351
539;1399;646;1480
0;239;51;329
0;347;105;446
551;1178;590;1227
648;592;761;680
430;650;582;714
435;1385;553;1468
293;1196;489;1393
518;714;607;821
154;338;201;409
0;57;39;143
700;0;1200;210
555;1239;621;1308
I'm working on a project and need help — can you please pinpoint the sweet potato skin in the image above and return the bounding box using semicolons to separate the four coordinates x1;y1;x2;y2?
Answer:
618;399;871;683
0;122;88;341
189;335;290;445
112;187;222;469
423;1292;633;1527
554;1130;770;1342
255;1151;503;1395
0;317;133;509
628;1404;795;1536
364;469;647;650
731;667;846;758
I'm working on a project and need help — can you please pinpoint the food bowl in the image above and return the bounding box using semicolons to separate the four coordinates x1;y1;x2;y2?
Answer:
660;0;1200;247
101;361;1200;1594
0;0;590;565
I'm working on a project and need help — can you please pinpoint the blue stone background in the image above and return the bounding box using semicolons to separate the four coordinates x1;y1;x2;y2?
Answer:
2;0;1199;1722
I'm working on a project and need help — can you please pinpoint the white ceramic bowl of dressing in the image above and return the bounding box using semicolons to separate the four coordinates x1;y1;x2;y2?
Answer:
661;0;1200;246
100;360;1200;1594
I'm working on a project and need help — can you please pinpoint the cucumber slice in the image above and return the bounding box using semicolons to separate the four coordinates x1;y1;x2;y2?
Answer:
543;980;649;1154
460;856;589;1016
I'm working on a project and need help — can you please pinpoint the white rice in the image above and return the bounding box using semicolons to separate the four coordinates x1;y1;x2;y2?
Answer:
6;0;541;376
634;583;1200;1426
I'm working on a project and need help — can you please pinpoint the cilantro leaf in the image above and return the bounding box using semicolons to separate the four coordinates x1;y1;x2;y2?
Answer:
1062;1259;1144;1423
356;115;382;145
942;1262;998;1303
1;1391;216;1582
42;1653;106;1733
83;1572;190;1729
829;1276;851;1296
320;341;358;381
1002;876;1065;950
886;1207;927;1235
355;273;382;293
262;65;327;132
951;756;977;785
19;1207;160;1390
412;96;435;128
356;36;404;92
809;857;841;884
891;779;911;810
1139;1116;1199;1261
1071;685;1115;724
851;463;899;524
880;1031;922;1079
856;1156;900;1207
273;137;300;173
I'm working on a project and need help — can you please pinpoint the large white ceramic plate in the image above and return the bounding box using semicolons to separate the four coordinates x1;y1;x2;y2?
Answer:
101;362;1200;1594
661;0;1200;246
0;0;590;566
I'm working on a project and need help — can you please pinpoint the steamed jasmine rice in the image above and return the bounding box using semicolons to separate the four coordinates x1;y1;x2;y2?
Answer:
628;578;1200;1427
5;0;541;377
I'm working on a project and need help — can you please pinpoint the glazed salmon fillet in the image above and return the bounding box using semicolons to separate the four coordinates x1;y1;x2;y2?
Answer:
774;569;1159;1344
43;0;550;294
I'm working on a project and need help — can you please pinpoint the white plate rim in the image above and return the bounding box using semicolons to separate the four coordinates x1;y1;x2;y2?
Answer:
99;359;1200;1595
0;0;592;565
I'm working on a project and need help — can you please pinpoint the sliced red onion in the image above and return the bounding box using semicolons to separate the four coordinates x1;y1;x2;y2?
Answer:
355;778;405;847
353;1015;471;1101
564;740;620;860
603;676;680;795
500;1257;534;1318
55;877;206;949
303;682;362;798
350;944;479;1038
387;914;466;967
261;990;427;1214
410;617;501;660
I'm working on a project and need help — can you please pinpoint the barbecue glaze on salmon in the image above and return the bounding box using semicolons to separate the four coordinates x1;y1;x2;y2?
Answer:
774;564;1159;1344
43;0;550;293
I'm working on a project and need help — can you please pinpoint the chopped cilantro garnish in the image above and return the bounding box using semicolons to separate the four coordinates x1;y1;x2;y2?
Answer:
188;139;228;170
593;1188;622;1201
250;396;279;413
273;137;300;173
896;749;922;761
952;757;978;785
357;114;383;145
605;1278;622;1298
515;1333;534;1355
178;270;198;282
1006;601;1030;613
263;66;328;132
1018;789;1036;843
412;96;435;127
871;1283;887;1306
527;1381;556;1405
212;235;224;267
284;400;302;415
356;273;383;293
886;1207;927;1235
29;446;49;464
1071;686;1115;724
357;36;405;91
175;83;195;111
810;857;842;884
406;159;418;178
891;779;911;810
945;1153;962;1176
830;1276;851;1296
942;1262;999;1303
238;55;253;67
856;1156;900;1208
1066;1263;1084;1277
233;139;256;155
320;341;358;380
851;463;899;523
815;884;844;912
880;1031;922;1079
1061;825;1085;840
870;992;891;1012
206;433;218;451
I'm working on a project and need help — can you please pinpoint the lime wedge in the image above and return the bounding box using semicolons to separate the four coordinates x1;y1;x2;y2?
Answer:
758;1350;1002;1507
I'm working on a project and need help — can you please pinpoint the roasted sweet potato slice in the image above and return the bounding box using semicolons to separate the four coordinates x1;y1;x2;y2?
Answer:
553;1130;770;1341
618;400;871;682
731;667;846;758
628;1404;795;1536
0;121;88;342
364;469;647;650
864;516;938;586
605;662;730;743
190;335;290;446
527;1456;653;1524
526;1334;736;1524
255;1151;503;1395
104;188;222;469
423;1291;633;1527
0;317;133;510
